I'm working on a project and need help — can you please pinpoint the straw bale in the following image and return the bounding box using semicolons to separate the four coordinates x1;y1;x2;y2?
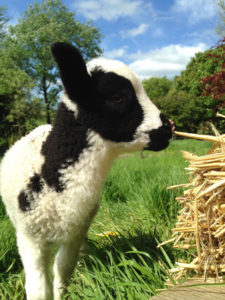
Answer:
161;129;225;283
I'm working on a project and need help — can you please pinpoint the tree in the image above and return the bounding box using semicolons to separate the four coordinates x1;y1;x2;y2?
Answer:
165;49;223;132
6;97;46;142
201;38;225;107
142;76;173;101
5;0;102;124
142;51;219;132
0;8;35;153
0;48;35;153
216;0;225;37
0;6;8;41
145;49;224;133
173;51;219;98
159;90;211;132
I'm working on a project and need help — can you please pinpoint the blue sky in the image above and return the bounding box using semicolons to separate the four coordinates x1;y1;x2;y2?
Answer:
2;0;220;79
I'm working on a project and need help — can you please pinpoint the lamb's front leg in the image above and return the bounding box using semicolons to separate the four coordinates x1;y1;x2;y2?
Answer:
53;238;82;300
17;232;53;300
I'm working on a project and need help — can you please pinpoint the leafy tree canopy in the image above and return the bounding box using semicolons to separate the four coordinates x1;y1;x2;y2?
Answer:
142;76;173;101
168;47;223;131
4;0;102;123
0;0;103;152
143;46;224;132
173;50;220;97
201;38;225;105
0;48;35;153
0;6;8;41
216;0;225;37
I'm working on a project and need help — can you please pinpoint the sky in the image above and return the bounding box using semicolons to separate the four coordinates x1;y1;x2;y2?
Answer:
1;0;221;79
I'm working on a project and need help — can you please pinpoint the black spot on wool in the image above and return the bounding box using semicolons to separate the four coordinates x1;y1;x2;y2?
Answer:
28;173;43;193
18;191;34;212
18;174;43;212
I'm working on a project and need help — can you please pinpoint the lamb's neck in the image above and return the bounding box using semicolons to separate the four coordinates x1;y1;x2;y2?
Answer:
84;130;116;180
61;130;117;196
41;98;118;193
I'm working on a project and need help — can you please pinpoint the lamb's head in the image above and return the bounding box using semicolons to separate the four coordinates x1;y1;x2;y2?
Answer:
51;42;172;153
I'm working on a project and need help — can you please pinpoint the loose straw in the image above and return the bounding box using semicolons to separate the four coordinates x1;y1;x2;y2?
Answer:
194;195;201;263
175;131;225;143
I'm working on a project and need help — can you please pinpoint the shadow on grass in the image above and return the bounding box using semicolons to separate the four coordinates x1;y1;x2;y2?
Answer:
83;229;178;271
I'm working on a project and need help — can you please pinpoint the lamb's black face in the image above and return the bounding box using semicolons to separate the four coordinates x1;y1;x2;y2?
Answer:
51;42;172;152
86;69;144;143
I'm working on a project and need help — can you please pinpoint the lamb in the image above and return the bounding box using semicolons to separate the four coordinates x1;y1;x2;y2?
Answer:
0;42;172;300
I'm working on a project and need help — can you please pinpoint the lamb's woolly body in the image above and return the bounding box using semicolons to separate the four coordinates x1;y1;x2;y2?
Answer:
0;42;172;300
0;125;52;227
0;104;116;242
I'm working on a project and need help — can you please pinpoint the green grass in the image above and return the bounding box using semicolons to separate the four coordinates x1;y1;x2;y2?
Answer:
0;139;212;299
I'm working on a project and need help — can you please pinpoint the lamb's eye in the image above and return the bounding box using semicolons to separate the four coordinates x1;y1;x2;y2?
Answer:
106;97;125;107
105;98;125;108
112;98;124;104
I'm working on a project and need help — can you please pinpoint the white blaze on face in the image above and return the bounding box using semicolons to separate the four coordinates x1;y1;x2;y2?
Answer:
133;84;162;144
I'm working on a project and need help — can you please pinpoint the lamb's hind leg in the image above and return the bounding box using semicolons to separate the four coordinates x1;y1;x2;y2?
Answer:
17;232;53;300
53;238;82;300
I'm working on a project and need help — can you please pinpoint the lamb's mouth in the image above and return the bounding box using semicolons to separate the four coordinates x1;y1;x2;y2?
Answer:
144;124;172;152
144;139;169;152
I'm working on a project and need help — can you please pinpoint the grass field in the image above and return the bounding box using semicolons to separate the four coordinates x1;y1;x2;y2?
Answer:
0;139;212;299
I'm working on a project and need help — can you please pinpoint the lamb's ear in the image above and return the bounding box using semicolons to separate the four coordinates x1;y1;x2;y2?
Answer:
51;42;93;110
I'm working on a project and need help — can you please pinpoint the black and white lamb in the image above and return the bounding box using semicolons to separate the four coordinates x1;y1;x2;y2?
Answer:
0;42;172;300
